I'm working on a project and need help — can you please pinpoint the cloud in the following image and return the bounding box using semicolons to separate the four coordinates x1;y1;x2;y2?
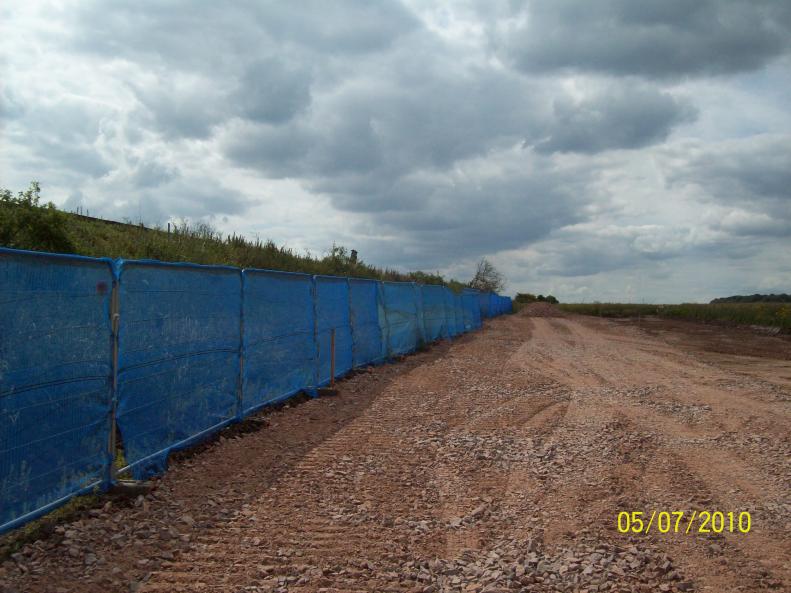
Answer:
234;58;313;124
1;1;788;303
534;84;697;154
505;0;791;78
69;0;420;66
668;135;791;204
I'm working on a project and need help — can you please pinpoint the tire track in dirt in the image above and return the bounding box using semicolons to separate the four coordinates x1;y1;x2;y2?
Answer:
510;317;790;591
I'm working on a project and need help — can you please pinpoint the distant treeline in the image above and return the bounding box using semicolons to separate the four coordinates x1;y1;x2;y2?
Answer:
1;182;469;290
514;292;559;304
711;294;791;304
559;302;791;331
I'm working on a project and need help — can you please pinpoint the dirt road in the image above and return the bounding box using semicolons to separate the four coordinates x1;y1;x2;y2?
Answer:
2;310;789;593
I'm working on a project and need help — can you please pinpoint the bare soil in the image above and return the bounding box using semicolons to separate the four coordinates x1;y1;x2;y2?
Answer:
1;312;789;593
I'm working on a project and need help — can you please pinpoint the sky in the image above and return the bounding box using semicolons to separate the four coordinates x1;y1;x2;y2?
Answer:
1;0;790;302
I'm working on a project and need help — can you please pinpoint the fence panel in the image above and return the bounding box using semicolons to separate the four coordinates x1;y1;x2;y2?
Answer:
0;249;114;533
242;270;314;413
315;276;353;385
382;282;420;355
442;288;456;338
413;283;426;345
478;292;492;319
116;261;241;479
453;293;465;334
349;278;385;367
462;291;482;330
420;285;447;343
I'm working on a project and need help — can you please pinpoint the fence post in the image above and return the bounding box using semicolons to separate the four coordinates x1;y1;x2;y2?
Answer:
311;276;319;394
107;275;120;487
330;328;336;388
237;271;245;419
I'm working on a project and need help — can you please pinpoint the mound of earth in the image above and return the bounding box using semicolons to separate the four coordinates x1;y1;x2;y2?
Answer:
519;302;564;317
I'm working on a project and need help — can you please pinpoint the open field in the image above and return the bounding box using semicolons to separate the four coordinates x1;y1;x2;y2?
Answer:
559;302;791;331
1;309;789;593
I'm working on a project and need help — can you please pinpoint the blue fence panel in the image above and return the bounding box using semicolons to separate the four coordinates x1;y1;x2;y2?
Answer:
0;248;114;534
242;270;314;413
116;261;241;479
382;282;420;355
420;285;446;343
463;291;482;330
315;276;353;386
442;288;456;338
413;283;426;345
453;293;465;334
478;292;492;319
349;278;385;367
376;282;390;360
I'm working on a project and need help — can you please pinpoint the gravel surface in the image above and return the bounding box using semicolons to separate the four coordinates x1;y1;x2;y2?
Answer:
1;312;789;593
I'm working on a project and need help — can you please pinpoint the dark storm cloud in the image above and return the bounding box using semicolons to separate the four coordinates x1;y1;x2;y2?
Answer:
506;0;791;78
534;85;697;154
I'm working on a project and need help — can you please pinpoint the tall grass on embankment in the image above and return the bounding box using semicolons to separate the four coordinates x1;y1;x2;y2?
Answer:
1;182;466;289
559;303;791;331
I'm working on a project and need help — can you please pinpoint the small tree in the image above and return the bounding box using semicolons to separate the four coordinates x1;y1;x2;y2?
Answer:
0;182;74;253
469;258;505;293
515;292;537;303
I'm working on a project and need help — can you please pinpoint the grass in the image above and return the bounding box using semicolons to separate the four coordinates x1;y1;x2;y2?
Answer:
559;303;791;331
1;185;467;289
0;491;103;560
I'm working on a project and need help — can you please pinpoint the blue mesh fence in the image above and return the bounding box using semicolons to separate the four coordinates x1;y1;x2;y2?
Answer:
478;291;492;319
442;288;456;338
349;278;385;367
454;293;465;335
115;261;242;480
315;276;353;385
1;248;114;533
242;270;315;413
382;282;421;355
463;291;482;330
414;283;426;345
1;246;513;534
420;285;447;343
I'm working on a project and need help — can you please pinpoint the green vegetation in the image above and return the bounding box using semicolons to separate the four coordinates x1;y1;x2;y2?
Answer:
512;292;558;313
0;182;74;253
559;302;791;331
1;182;465;287
0;491;102;560
515;292;558;304
711;294;791;304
